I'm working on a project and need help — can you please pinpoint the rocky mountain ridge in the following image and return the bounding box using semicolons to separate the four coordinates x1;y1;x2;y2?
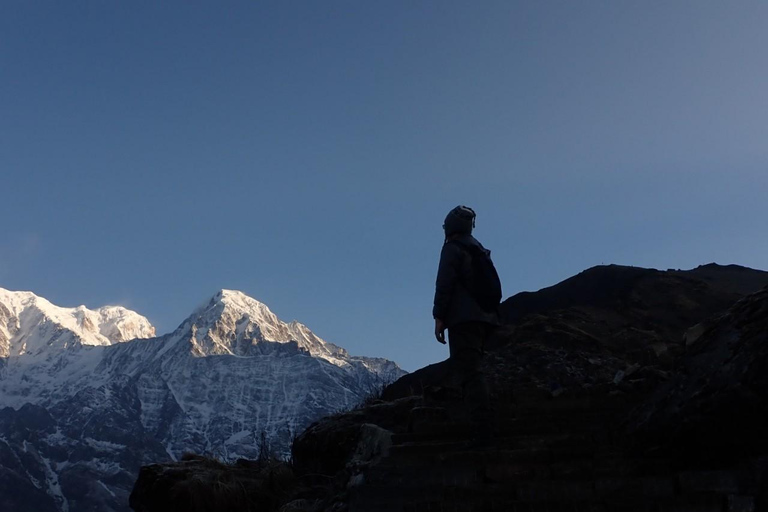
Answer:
0;287;155;359
0;288;404;512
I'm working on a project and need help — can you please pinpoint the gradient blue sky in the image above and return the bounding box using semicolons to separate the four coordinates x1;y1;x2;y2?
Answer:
2;2;767;371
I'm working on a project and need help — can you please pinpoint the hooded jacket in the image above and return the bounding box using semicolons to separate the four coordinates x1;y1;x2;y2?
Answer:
433;233;500;328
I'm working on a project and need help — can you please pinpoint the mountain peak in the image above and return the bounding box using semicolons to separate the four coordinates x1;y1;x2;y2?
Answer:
215;289;269;310
215;288;252;301
194;289;278;328
0;287;155;357
182;290;352;363
182;289;287;355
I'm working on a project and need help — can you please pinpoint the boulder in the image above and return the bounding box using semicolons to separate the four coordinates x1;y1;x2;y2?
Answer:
625;287;768;465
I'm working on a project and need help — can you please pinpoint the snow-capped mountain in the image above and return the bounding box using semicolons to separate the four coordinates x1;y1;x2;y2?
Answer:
0;288;405;512
0;288;155;358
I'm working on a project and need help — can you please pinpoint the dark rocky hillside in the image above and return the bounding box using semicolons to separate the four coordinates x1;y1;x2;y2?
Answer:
385;263;768;401
130;263;768;512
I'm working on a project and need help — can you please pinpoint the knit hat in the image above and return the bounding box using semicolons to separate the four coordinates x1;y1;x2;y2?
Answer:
443;205;476;236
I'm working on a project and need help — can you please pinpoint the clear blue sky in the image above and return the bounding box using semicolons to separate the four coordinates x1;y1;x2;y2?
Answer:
2;2;767;371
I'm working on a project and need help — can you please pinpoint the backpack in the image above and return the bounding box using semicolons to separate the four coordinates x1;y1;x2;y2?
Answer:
449;240;502;312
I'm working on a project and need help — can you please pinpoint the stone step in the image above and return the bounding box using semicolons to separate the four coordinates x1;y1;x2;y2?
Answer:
386;445;557;466
516;396;631;414
592;456;674;477
350;484;745;512
351;475;681;506
351;498;733;512
407;406;452;432
594;475;678;501
501;384;552;403
514;409;623;423
352;468;750;512
417;398;627;419
349;477;737;512
388;433;599;459
370;453;672;481
389;439;507;458
630;493;732;512
366;456;676;490
385;437;673;477
410;407;624;423
677;469;758;496
419;394;630;421
408;412;622;438
349;481;594;509
363;464;484;487
366;459;597;487
392;430;582;447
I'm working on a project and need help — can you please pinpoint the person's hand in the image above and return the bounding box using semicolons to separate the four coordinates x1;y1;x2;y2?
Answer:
434;318;446;344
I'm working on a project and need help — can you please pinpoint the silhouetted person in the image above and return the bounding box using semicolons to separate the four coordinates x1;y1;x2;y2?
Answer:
433;205;501;443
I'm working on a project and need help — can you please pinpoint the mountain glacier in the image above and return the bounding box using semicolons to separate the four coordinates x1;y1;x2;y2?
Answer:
0;287;405;512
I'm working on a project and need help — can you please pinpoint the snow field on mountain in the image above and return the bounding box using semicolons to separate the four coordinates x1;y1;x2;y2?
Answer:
0;286;405;511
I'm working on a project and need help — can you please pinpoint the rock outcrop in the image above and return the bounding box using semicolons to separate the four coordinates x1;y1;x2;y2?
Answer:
384;264;768;403
626;285;768;465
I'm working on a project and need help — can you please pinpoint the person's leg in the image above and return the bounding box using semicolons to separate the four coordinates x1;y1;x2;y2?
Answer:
448;322;492;435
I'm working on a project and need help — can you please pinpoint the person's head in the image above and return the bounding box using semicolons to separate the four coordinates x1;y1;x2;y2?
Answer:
443;205;476;237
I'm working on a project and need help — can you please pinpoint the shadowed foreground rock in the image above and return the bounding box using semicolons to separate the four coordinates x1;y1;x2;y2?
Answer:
130;264;768;512
129;455;294;512
626;286;768;464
